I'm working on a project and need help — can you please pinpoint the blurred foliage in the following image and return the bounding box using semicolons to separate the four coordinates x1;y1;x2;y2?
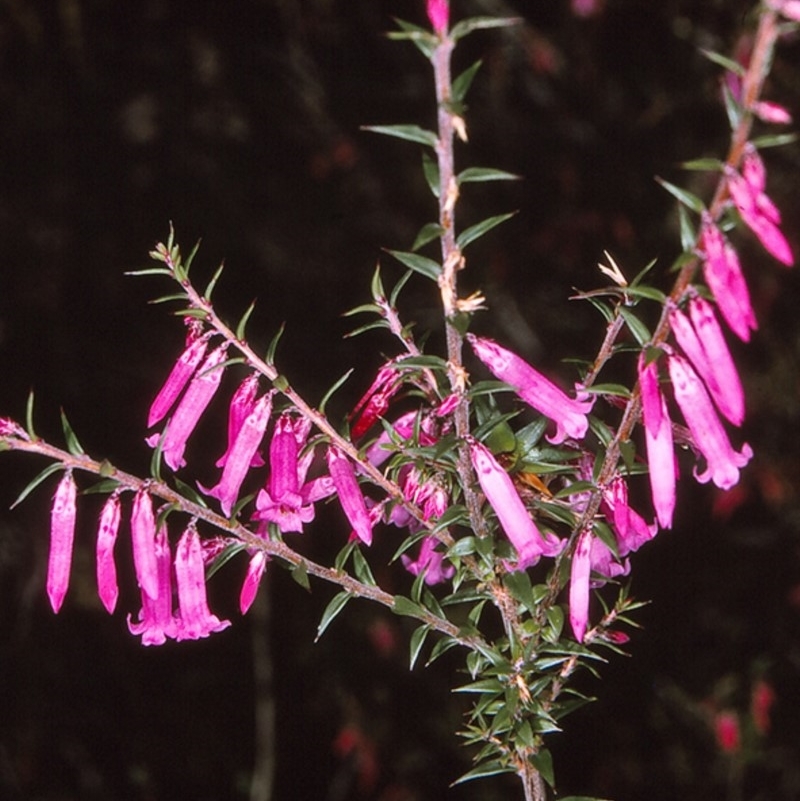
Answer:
1;0;800;799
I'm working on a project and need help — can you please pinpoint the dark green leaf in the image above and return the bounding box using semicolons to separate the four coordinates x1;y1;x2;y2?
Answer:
412;221;443;251
10;462;64;509
456;212;516;251
386;249;441;280
387;17;437;59
389;270;413;307
450;15;523;42
678;204;697;252
622;285;666;303
426;635;459;665
315;591;352;641
580;383;632;399
751;131;798;149
457;166;520;184
265;323;285;365
25;390;36;440
173;476;209;508
361;124;438;148
422;150;440;198
679;157;724;171
203;261;225;301
206;542;246;580
235;300;257;342
655;177;706;214
619;306;651;346
452;59;483;104
291;562;311;591
451;759;515;785
409;624;430;670
531;748;555;788
318;369;354;415
392;595;426;618
59;409;85;456
351;546;376;586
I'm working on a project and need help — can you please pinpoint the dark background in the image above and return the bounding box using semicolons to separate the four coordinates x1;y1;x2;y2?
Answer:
1;1;800;799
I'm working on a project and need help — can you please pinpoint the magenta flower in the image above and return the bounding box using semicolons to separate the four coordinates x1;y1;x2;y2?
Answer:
130;489;160;600
174;526;231;640
752;101;792;125
426;0;449;34
349;362;404;440
147;342;228;471
47;471;77;613
216;374;265;469
147;334;209;428
402;537;455;585
96;491;121;614
327;446;373;546
240;551;268;614
726;157;793;267
569;529;592;643
602;476;657;555
700;215;758;342
668;354;753;490
638;353;676;529
468;437;563;569
127;526;180;646
670;297;744;426
204;391;273;516
254;412;316;534
467;334;592;444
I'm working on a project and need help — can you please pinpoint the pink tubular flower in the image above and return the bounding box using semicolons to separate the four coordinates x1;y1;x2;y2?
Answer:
468;437;563;569
426;0;449;34
700;215;758;342
96;491;121;614
349;362;404;440
638;353;676;529
240;551;268;614
147;334;209;428
127;527;179;646
204;392;273;516
569;529;592;643
147;342;229;471
467;334;592;444
216;374;264;469
254;412;316;534
669;297;744;426
174;527;231;640
327;446;373;546
602;476;657;555
752;100;792;125
772;0;800;21
130;490;160;600
668;354;753;490
47;471;77;613
402;537;455;585
726;155;793;267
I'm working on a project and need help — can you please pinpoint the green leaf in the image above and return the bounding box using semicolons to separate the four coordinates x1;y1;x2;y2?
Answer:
235;300;257;342
173;476;209;508
389;270;413;307
679;157;724;171
387;17;437;59
125;267;172;277
580;383;632;399
446;535;478;558
751;131;798;149
291;562;311;591
206;541;245;580
452;59;483;105
454;677;504;694
390;354;448;370
386;249;441;280
457;166;520;184
504;570;536;615
343;320;387;339
622;285;666;303
450;15;523;42
351;546;376;586
182;238;202;275
451;759;515;785
678;204;697;252
361;124;438;148
392;595;426;618
456;212;516;251
149;292;189;305
25;390;37;440
81;477;120;495
619;306;651;346
426;635;459;665
59;409;85;456
203;261;225;301
409;624;430;670
531;748;555;788
655;177;706;214
265;323;285;365
315;591;352;641
10;462;64;509
721;81;742;130
318;369;354;415
412;222;443;252
422;150;440;198
699;48;746;76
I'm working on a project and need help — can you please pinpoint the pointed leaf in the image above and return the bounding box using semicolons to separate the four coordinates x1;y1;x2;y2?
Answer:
236;300;257;342
422;150;440;198
10;462;64;509
319;369;354;414
452;59;483;105
386;249;441;280
291;562;311;591
456;212;516;250
315;591;352;641
655;177;706;214
25;390;36;440
531;748;555;788
203;261;225;301
60;409;85;456
699;48;745;76
265;323;285;365
458;166;520;184
451;759;515;785
619;306;651;346
409;624;430;670
362;124;438;148
451;16;523;42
